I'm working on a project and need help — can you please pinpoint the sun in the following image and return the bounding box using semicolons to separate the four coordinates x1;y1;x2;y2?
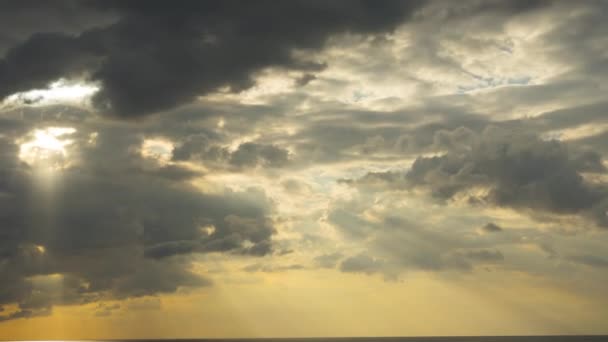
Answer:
18;127;76;169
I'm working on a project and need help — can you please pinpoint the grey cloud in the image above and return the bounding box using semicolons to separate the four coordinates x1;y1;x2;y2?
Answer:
173;135;290;170
0;0;425;118
481;222;503;233
327;194;604;278
0;1;117;55
313;253;344;269
569;255;608;269
406;126;608;227
340;253;385;275
2;0;608;324
574;131;608;157
339;171;407;190
290;105;489;165
428;0;553;19
0;107;277;321
0;307;51;322
112;260;211;298
171;133;227;162
242;263;305;273
229;143;290;168
295;73;317;87
143;241;201;260
460;249;504;262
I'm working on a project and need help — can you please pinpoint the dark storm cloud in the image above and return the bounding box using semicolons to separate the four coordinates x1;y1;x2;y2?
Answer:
0;107;277;321
429;0;552;16
0;0;425;118
0;1;116;55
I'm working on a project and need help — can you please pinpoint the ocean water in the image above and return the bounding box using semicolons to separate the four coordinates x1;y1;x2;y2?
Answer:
9;338;608;342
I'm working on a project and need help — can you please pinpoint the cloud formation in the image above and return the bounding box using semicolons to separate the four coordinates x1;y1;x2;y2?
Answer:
0;0;425;118
406;126;608;227
0;106;276;320
2;0;608;332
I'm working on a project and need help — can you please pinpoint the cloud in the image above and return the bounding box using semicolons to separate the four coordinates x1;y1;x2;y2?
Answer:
459;249;504;263
172;136;290;170
569;254;608;269
229;143;290;168
2;0;608;327
0;0;425;118
0;1;116;55
0;307;52;322
94;303;121;317
0;106;277;321
313;253;343;269
481;222;503;233
406;126;608;227
242;263;305;273
340;253;385;275
126;297;162;311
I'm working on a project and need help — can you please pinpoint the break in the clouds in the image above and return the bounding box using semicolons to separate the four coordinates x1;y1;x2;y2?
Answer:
1;0;608;336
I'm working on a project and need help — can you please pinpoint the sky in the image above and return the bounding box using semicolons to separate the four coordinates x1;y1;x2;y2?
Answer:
1;0;608;339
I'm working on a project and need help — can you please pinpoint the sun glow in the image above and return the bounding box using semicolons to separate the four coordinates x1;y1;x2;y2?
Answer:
18;127;76;169
141;138;174;164
3;79;99;107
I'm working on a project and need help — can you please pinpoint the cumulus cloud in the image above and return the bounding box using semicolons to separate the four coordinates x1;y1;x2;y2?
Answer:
406;126;608;227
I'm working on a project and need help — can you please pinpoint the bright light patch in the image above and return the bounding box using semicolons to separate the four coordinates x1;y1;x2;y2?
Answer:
200;225;217;236
142;138;174;163
3;79;99;106
18;127;76;168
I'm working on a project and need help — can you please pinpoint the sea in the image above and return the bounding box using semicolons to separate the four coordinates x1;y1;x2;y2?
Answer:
11;338;606;342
